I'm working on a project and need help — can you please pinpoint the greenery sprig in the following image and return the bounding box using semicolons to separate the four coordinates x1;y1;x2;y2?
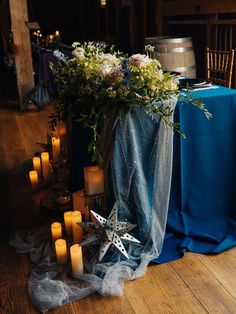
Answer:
49;41;211;164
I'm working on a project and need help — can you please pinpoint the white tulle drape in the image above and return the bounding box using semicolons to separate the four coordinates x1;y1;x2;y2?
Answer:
10;99;176;313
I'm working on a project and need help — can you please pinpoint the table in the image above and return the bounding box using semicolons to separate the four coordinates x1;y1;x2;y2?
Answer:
156;86;236;263
70;86;236;264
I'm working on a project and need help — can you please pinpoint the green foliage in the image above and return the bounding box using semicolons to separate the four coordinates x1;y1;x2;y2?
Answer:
50;42;210;164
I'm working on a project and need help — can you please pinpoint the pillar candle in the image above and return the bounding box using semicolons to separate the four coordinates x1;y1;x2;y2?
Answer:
73;190;85;212
64;211;72;235
41;152;50;181
51;222;62;242
71;211;83;244
70;244;83;276
29;170;39;187
84;166;99;192
85;167;104;195
84;206;90;221
52;136;60;163
55;239;67;264
32;156;41;177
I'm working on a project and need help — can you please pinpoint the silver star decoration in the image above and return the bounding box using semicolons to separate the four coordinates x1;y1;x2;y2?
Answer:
79;202;140;261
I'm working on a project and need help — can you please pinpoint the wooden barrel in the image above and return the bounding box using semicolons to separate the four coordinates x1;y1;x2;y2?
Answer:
144;36;196;78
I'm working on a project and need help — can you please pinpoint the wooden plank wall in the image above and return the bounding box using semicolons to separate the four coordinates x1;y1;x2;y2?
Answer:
158;0;236;85
163;0;236;17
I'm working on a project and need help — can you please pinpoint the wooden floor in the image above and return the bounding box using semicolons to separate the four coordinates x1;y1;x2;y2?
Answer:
1;105;236;314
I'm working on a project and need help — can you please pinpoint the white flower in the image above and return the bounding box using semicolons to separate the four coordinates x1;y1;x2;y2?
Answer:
129;54;152;67
72;47;85;60
99;64;113;77
164;80;178;91
72;42;80;48
156;69;164;81
99;53;121;66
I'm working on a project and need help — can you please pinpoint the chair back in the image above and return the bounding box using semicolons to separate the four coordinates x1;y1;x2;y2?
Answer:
205;47;234;88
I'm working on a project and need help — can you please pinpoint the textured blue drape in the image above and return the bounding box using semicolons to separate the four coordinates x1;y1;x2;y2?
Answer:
156;86;236;263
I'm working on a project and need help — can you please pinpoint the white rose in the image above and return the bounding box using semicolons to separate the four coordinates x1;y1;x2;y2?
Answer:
99;64;113;77
100;53;120;66
129;54;152;67
72;47;85;60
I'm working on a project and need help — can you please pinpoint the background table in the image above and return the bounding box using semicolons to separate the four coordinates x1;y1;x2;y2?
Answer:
156;86;236;263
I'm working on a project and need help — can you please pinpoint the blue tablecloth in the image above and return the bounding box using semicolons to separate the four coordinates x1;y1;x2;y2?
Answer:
156;86;236;263
70;86;236;264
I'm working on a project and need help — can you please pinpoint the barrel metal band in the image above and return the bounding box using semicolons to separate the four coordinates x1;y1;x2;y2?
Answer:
166;65;196;72
151;37;192;44
157;47;193;53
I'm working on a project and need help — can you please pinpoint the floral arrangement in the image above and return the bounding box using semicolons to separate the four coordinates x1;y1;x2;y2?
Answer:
50;41;211;162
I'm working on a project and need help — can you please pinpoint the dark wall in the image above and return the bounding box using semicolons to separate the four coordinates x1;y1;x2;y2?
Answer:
27;0;159;53
28;0;100;45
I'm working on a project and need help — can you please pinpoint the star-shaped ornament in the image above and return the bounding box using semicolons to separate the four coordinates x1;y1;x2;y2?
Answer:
79;202;140;261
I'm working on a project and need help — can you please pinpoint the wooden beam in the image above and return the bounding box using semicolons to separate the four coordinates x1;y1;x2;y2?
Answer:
9;0;34;110
156;0;163;35
163;0;236;17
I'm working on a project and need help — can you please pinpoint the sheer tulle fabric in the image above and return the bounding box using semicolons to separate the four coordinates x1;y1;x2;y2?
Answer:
10;100;176;313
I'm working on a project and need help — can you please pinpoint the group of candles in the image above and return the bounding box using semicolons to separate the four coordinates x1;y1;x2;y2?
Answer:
32;30;43;44
29;152;51;187
29;123;66;187
32;29;61;47
50;166;105;276
51;209;85;276
47;30;61;44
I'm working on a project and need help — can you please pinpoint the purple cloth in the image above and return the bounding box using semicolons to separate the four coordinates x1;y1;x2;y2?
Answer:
40;50;71;97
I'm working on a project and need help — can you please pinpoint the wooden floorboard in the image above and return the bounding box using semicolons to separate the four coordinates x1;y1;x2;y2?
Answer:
124;263;207;313
171;253;236;313
195;248;236;300
1;105;236;313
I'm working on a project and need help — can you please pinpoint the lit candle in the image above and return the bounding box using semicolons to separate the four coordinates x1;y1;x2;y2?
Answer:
51;222;62;242
32;156;41;177
71;211;83;244
56;122;66;137
84;166;104;195
70;244;83;276
100;0;106;7
52;136;60;163
55;30;60;37
41;152;50;181
49;34;54;41
29;170;39;187
55;122;67;154
55;239;67;264
64;211;72;235
84;166;99;190
73;190;85;212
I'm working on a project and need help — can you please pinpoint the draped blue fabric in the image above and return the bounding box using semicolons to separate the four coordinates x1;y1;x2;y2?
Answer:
70;86;236;265
156;86;236;263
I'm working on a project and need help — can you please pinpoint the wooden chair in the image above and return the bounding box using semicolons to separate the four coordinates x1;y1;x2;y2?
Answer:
205;47;234;88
